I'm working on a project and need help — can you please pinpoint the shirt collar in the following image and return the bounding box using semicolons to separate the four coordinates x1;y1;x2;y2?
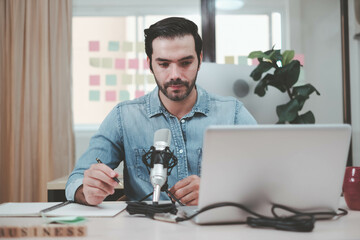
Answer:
146;84;210;118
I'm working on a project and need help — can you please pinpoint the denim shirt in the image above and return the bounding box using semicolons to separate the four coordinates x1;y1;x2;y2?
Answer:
65;85;257;201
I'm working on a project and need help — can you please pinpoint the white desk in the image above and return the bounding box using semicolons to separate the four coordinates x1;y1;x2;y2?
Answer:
1;199;359;240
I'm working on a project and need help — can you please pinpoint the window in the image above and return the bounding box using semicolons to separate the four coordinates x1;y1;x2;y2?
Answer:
216;13;283;65
72;1;200;126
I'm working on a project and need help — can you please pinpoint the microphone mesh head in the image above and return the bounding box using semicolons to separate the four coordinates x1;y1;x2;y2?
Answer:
154;128;171;147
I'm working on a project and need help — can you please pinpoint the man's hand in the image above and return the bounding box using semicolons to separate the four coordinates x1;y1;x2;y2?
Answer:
169;175;200;206
75;163;119;205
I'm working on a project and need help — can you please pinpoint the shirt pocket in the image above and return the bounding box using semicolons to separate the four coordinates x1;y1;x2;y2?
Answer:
134;148;151;183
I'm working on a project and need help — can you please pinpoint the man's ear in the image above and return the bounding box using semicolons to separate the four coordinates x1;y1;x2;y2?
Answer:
198;52;203;71
147;57;153;73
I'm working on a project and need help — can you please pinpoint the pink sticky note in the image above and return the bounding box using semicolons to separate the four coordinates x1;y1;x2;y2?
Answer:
89;41;100;51
143;59;149;69
115;58;126;69
251;58;260;66
106;91;116;101
129;59;139;69
89;75;100;86
294;54;305;66
135;90;145;98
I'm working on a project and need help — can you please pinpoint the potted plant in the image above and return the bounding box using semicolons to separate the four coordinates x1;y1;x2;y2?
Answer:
248;48;320;124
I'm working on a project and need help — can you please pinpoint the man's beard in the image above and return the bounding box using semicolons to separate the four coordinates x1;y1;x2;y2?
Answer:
155;73;197;102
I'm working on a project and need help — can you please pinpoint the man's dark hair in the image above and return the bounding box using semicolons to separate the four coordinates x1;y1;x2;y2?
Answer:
144;17;203;71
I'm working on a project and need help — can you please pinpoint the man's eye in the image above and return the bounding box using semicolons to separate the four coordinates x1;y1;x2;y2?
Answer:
181;61;191;67
159;62;169;67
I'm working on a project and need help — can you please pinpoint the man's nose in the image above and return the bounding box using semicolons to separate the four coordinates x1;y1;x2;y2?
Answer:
169;64;181;80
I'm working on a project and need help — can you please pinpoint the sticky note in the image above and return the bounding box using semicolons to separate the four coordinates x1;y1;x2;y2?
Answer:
225;56;235;64
147;74;156;84
115;58;126;70
135;75;145;85
89;41;99;51
89;75;100;86
102;58;112;68
136;42;145;53
122;42;133;52
129;59;139;69
89;90;100;101
238;56;248;65
121;74;132;85
106;75;117;86
294;54;305;66
143;59;149;69
89;58;100;67
135;90;145;98
119;90;130;101
108;41;119;51
251;58;260;66
106;91;116;101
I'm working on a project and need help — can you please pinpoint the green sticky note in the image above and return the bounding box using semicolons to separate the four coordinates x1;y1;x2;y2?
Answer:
135;74;145;85
89;90;100;101
122;41;133;52
47;216;87;224
119;90;130;101
106;75;117;86
89;58;100;67
102;58;112;68
238;56;248;65
122;74;132;85
147;74;156;84
108;41;119;51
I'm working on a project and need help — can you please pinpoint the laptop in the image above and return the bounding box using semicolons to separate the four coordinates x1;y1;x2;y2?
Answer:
180;124;352;224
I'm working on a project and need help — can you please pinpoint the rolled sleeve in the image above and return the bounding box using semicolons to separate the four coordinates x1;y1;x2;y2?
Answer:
65;176;83;201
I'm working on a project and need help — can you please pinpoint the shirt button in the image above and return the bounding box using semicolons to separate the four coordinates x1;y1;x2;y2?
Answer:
179;149;184;153
181;119;185;123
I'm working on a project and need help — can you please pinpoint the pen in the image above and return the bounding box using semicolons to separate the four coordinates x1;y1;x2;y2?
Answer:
96;158;120;184
40;200;73;214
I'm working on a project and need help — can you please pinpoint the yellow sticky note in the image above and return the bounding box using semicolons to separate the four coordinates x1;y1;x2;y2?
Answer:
135;75;145;85
122;42;133;52
147;74;156;84
122;74;132;85
136;42;145;53
225;56;235;64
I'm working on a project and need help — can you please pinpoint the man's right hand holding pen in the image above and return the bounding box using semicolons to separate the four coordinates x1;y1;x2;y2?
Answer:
74;158;120;206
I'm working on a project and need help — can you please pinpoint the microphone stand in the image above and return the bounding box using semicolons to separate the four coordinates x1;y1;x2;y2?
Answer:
139;182;184;206
141;146;184;206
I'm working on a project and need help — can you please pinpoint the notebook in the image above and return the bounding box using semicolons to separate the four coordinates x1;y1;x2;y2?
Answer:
181;124;352;224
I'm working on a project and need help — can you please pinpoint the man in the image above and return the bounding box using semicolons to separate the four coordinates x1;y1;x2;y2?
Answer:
66;17;256;206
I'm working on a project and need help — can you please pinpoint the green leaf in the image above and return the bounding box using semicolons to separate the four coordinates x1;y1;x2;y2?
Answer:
293;84;320;97
274;60;300;89
248;51;267;59
250;61;273;81
293;95;308;111
254;74;274;96
291;111;315;124
282;50;295;66
276;99;301;123
268;50;282;62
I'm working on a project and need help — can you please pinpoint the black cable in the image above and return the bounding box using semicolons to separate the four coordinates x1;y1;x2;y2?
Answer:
126;201;178;218
175;202;348;232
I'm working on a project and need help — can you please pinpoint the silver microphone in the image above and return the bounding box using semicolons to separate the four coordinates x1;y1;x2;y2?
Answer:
150;129;171;204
